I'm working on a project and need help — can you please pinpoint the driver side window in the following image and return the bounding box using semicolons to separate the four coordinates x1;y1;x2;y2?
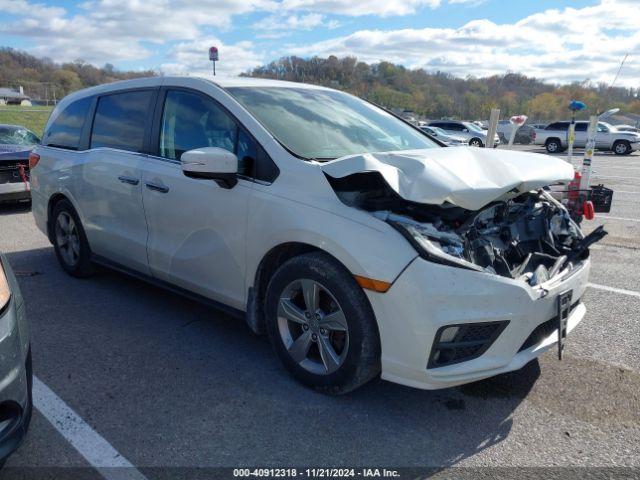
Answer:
160;90;237;160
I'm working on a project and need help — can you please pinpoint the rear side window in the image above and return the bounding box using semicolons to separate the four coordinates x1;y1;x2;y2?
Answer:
44;97;92;150
546;122;569;131
574;123;588;132
446;123;465;131
91;90;154;152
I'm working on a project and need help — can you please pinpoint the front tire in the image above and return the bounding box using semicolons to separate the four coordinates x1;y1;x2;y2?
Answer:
51;199;94;277
265;252;381;394
469;137;483;147
613;140;631;155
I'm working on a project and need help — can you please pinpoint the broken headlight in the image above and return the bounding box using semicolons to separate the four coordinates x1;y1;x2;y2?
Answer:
389;220;483;272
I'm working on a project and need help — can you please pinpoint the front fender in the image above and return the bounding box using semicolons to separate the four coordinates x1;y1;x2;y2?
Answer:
245;187;418;294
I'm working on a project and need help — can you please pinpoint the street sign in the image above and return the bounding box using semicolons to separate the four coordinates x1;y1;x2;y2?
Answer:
209;46;219;62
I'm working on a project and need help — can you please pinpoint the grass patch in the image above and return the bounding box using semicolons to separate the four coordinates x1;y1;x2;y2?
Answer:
0;105;53;137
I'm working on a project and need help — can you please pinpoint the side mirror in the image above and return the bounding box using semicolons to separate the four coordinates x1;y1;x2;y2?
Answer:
181;147;238;189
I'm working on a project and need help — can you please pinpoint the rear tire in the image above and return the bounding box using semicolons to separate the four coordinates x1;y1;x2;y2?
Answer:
613;140;631;155
265;252;381;395
51;199;94;278
545;138;562;153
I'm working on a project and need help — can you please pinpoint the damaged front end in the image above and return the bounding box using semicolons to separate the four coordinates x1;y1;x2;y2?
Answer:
327;169;606;287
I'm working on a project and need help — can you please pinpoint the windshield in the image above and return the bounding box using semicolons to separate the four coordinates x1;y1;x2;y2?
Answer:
464;122;485;133
0;126;40;145
227;87;438;160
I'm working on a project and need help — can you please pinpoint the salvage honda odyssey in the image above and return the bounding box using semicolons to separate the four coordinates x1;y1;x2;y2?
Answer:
30;76;605;394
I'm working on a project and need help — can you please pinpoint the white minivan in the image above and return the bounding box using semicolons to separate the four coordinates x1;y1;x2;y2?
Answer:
30;76;603;394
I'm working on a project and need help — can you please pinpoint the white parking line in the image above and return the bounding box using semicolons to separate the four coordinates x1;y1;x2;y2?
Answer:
593;175;640;180
33;376;148;480
588;282;640;299
612;190;640;194
596;215;640;223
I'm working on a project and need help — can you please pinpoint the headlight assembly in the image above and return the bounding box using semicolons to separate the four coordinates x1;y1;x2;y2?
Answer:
380;213;484;272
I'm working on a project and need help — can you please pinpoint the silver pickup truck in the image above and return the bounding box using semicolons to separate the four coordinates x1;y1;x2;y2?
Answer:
534;121;640;155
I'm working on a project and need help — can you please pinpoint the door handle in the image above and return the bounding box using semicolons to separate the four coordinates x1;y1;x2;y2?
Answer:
145;182;169;193
118;175;139;186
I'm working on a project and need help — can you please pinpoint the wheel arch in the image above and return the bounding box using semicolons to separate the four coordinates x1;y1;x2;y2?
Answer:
246;242;372;336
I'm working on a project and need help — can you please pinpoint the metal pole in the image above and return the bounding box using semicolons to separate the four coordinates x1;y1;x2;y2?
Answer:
485;108;500;148
567;115;576;164
579;115;598;190
507;124;518;149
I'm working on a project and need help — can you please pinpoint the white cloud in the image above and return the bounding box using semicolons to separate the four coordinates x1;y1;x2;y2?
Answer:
0;0;270;64
285;0;640;86
254;13;340;34
276;0;441;17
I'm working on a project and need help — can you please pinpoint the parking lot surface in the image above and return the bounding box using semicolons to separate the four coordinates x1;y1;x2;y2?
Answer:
1;145;639;477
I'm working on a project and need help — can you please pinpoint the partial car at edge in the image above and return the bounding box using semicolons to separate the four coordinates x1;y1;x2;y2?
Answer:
0;253;32;465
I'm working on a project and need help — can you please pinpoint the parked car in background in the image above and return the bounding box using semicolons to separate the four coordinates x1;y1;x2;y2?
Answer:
530;123;548;130
0;150;31;204
0;125;39;203
0;125;40;154
0;253;32;465
534;121;640;154
420;126;468;146
497;121;536;145
31;76;600;394
427;120;500;147
472;120;488;130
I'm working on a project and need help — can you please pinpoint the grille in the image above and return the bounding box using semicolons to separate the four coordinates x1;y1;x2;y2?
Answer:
519;301;580;352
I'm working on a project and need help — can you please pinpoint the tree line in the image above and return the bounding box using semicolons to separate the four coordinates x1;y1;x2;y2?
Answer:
0;47;155;103
244;56;640;121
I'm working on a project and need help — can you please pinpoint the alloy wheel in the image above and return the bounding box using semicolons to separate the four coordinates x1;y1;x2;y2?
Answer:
277;279;349;375
55;212;80;267
615;143;628;154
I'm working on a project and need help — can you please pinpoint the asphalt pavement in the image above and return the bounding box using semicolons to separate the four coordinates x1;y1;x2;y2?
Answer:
0;145;639;478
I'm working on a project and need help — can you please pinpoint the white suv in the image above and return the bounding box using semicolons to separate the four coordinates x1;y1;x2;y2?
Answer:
30;76;602;393
427;120;500;147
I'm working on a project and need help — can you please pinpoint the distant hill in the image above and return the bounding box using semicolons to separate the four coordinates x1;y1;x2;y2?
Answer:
245;56;640;122
0;47;156;104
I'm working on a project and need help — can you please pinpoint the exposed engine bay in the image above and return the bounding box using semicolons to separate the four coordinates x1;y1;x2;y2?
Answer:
328;171;607;286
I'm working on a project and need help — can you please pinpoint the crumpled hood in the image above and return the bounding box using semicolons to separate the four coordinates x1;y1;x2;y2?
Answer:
321;147;575;210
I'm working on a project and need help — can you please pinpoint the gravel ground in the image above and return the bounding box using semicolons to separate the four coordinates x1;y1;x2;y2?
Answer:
0;146;638;478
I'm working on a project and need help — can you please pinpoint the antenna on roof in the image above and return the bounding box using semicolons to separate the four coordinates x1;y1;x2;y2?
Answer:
609;53;628;90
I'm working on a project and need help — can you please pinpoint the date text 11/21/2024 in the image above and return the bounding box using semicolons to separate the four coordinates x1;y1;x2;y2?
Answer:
232;468;401;478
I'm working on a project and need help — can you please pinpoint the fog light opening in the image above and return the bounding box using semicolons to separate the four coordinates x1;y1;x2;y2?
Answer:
427;321;509;369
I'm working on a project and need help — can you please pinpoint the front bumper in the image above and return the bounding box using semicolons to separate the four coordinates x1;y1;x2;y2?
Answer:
367;257;590;390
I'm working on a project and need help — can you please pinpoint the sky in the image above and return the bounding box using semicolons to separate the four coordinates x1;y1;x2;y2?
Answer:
0;0;638;87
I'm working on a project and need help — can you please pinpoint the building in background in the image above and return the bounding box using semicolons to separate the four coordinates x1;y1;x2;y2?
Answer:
0;87;32;106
